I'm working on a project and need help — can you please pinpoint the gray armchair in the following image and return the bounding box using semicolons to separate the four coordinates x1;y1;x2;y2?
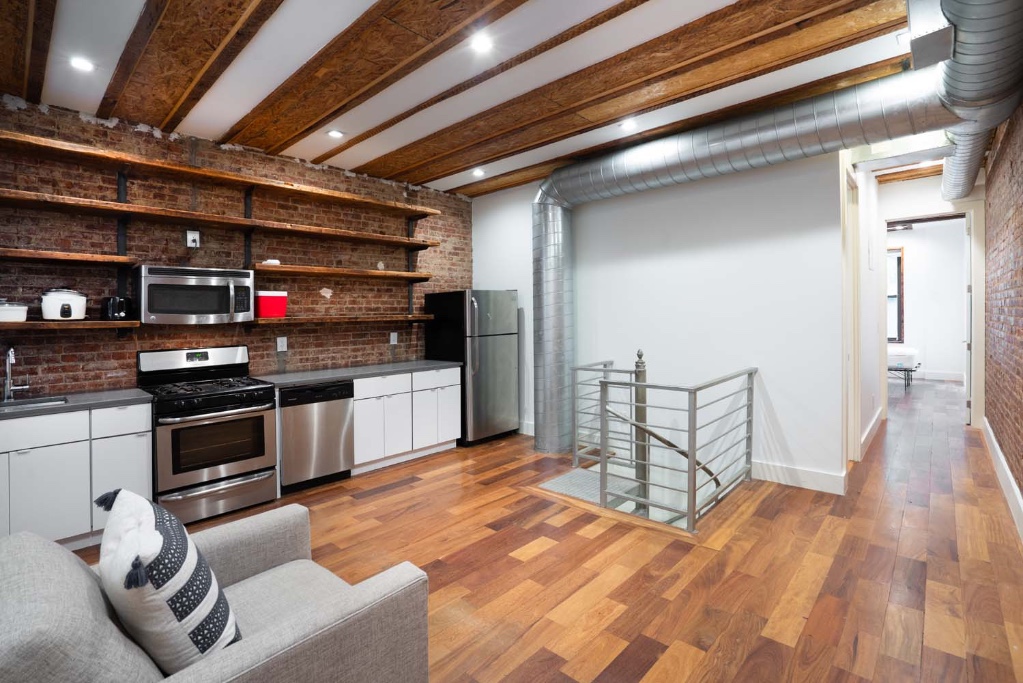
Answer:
0;504;429;683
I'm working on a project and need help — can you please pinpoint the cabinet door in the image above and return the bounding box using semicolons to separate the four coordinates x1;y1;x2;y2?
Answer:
438;384;462;443
412;390;439;450
354;398;385;465
9;441;91;541
92;432;152;531
92;404;151;439
383;393;412;457
0;452;8;538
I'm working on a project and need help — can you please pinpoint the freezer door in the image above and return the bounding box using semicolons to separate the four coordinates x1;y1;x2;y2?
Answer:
467;290;518;337
465;334;520;441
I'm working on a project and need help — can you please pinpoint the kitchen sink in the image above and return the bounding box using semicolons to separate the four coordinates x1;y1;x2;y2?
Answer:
0;396;69;412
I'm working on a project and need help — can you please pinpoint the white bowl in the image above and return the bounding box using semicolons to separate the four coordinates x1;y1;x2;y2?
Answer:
0;302;28;322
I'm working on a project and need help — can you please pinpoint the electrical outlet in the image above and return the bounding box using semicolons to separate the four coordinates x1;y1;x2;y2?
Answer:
277;336;288;353
186;230;201;248
389;332;398;345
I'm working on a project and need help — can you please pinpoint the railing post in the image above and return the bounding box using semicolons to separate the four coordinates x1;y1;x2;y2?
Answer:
634;350;649;517
745;371;755;481
599;379;609;509
571;367;579;467
687;389;698;533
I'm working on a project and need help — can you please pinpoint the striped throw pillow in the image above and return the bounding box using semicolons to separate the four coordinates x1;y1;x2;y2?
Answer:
95;489;241;674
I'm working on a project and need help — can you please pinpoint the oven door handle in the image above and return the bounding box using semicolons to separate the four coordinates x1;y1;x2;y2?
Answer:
159;470;275;502
157;402;275;425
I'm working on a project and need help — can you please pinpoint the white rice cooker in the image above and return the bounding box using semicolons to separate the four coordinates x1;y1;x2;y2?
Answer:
41;288;87;320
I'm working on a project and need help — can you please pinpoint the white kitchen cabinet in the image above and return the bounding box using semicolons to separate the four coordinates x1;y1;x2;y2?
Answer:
91;432;152;531
383;393;412;456
438;384;461;443
92;404;151;439
9;440;91;540
411;370;462;451
354;397;385;465
411;390;438;450
0;452;8;537
0;410;89;451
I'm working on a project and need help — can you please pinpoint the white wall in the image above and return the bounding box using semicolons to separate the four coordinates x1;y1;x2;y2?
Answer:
573;154;845;493
886;218;967;382
471;184;537;434
857;170;886;451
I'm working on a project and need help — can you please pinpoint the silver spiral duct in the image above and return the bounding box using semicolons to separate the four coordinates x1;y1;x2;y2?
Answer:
532;199;574;452
531;0;1023;452
939;0;1023;198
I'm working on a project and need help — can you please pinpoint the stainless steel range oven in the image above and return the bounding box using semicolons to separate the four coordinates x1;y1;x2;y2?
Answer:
138;346;277;523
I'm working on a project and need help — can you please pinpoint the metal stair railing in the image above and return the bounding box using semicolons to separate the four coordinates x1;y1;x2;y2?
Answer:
575;351;757;533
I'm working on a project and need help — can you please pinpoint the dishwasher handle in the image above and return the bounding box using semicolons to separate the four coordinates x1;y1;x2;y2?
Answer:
279;381;354;407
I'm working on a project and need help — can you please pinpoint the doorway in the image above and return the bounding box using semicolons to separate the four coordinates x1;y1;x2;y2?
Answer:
884;214;971;421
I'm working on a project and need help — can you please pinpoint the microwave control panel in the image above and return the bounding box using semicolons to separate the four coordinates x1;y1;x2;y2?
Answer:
235;287;252;313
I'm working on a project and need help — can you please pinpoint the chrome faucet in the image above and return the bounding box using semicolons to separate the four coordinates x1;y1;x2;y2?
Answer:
3;347;29;402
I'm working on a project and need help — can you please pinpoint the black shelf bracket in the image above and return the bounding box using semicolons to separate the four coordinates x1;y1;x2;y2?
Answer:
115;170;129;301
406;216;418;314
243;186;255;268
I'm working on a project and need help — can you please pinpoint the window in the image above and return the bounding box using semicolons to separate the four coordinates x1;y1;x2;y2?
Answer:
887;248;904;342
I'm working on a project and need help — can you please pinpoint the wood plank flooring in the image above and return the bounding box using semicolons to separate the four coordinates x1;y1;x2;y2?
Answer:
78;379;1023;681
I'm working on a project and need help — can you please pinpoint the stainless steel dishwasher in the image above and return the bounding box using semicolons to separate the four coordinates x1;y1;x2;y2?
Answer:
279;380;354;491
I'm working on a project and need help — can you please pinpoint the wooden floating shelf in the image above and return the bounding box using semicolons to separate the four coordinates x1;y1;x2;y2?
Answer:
250;314;433;325
0;320;140;330
0;248;137;265
252;263;432;282
0;189;440;251
0;130;440;219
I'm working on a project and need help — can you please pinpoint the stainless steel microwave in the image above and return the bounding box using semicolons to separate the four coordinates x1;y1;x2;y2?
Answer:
136;265;254;324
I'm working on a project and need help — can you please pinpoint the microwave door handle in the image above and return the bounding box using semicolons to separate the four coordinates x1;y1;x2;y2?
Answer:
229;281;236;315
157;403;274;425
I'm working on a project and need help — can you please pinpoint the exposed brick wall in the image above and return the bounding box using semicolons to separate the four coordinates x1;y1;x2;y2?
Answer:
0;102;471;395
986;101;1023;489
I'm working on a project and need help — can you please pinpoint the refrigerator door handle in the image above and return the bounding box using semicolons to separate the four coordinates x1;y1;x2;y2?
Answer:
472;337;480;375
470;295;479;337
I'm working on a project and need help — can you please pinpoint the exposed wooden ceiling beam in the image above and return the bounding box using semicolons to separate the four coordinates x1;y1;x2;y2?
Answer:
310;0;650;165
222;0;532;154
25;0;56;103
356;0;907;184
96;0;171;120
98;0;285;129
0;0;57;102
452;55;911;198
876;163;944;184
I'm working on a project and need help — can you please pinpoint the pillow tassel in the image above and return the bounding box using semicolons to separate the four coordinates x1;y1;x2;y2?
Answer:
94;489;122;511
124;556;149;590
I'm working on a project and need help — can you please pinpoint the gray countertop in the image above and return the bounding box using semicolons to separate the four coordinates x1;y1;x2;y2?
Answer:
0;388;152;421
255;360;462;388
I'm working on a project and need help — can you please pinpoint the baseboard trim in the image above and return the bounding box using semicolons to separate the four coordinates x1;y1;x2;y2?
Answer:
519;419;535;436
752;460;846;495
351;441;456;476
982;418;1023;543
860;406;883;460
919;370;965;383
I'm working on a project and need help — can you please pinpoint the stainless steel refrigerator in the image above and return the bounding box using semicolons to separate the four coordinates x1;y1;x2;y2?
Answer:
425;290;519;444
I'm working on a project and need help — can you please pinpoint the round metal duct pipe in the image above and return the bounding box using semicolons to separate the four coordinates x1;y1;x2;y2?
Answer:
939;0;1023;198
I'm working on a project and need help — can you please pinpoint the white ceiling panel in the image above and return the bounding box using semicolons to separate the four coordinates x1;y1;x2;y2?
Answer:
40;0;145;116
283;0;737;166
175;0;378;140
425;35;908;192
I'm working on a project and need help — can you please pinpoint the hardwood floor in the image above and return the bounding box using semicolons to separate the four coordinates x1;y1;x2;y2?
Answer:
79;379;1023;681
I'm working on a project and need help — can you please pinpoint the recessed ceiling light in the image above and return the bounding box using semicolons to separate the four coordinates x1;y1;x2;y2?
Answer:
327;130;344;139
69;56;94;72
470;33;493;53
472;168;486;178
619;118;638;132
